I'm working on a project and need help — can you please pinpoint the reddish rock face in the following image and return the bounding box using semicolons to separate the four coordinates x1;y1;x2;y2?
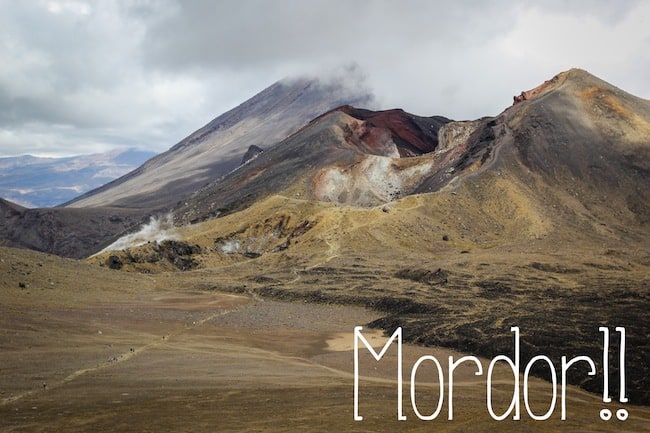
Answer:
337;105;450;157
341;118;398;157
512;74;561;106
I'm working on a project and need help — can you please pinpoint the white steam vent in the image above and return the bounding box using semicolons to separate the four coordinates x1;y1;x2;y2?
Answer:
97;213;179;254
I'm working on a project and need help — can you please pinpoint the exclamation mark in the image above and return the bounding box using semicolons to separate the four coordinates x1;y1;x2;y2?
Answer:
599;327;628;421
615;327;629;421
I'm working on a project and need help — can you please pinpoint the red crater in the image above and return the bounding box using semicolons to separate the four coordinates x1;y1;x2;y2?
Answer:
337;105;450;157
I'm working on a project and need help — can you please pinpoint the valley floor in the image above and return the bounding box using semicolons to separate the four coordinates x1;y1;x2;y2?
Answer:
1;281;649;432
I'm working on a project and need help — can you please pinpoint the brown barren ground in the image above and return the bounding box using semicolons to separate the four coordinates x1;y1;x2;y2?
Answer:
2;247;649;432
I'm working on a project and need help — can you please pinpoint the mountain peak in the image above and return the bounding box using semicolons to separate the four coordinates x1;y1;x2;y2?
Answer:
509;68;650;140
510;67;595;106
512;73;563;105
66;76;374;210
511;68;645;108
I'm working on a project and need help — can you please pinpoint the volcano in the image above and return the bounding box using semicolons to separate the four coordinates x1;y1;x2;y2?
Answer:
169;68;648;234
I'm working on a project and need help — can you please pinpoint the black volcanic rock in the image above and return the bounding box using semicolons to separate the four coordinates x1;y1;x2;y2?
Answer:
0;199;144;258
241;145;264;165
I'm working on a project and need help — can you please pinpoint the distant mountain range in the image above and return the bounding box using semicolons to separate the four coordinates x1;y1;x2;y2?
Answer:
0;149;155;208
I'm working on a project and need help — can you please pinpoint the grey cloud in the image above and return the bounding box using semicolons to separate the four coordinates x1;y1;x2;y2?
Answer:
142;0;516;73
528;0;643;23
0;0;648;157
139;0;521;118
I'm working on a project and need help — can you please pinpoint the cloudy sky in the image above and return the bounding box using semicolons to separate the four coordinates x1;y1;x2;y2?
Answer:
1;0;648;157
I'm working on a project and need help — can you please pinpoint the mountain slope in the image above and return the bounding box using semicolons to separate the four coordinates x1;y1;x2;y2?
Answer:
0;198;144;258
65;78;374;210
0;149;155;208
501;68;650;228
0;77;373;257
173;106;453;224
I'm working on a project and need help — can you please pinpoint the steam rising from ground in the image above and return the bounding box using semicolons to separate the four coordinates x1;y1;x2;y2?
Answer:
98;213;179;254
